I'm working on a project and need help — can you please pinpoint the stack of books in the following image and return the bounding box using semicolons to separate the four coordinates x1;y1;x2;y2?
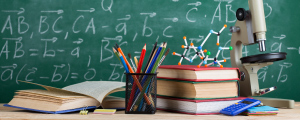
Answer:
156;65;244;115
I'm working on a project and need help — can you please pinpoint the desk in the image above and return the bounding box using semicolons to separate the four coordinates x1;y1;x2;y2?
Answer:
0;103;299;120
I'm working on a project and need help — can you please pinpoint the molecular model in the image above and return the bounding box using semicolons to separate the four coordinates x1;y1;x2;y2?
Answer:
172;24;233;68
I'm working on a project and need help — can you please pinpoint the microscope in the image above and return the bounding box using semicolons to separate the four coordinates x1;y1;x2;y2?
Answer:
230;0;294;108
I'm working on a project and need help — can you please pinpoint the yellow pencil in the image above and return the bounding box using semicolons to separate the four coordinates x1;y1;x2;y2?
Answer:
134;57;141;73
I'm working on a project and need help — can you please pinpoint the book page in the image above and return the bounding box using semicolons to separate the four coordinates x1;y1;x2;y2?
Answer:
62;81;125;103
18;80;88;96
17;89;84;98
18;80;125;103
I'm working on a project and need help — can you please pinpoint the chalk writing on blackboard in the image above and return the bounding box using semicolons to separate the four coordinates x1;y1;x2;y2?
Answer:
1;8;25;14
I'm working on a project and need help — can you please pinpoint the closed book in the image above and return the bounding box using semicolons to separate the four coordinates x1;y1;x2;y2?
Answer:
157;96;246;115
4;81;125;114
157;79;239;99
157;65;240;82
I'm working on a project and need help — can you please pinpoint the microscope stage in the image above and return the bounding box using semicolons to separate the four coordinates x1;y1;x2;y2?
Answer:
240;52;287;63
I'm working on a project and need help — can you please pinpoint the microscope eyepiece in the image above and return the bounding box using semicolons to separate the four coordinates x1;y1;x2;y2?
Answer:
236;8;249;21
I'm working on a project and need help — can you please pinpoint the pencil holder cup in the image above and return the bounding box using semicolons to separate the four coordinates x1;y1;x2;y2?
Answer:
125;73;157;114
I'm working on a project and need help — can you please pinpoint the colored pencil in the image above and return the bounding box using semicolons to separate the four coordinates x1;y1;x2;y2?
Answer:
126;44;147;111
128;53;137;72
113;48;133;83
137;43;167;110
132;43;164;110
136;44;146;74
158;48;170;67
118;53;130;74
115;44;152;106
152;43;166;72
144;48;157;73
134;57;139;70
112;47;122;63
142;42;157;73
129;48;156;111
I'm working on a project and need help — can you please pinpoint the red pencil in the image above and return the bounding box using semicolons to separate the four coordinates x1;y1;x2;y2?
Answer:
126;44;146;111
136;44;146;74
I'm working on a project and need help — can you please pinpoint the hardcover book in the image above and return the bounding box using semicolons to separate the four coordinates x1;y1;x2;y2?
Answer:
157;65;240;81
157;79;239;99
157;96;246;115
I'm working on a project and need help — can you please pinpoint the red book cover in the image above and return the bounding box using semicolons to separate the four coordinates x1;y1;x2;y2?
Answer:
157;65;240;82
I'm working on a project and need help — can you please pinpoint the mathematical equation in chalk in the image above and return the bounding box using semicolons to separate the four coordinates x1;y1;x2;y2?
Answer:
0;62;97;84
1;0;295;85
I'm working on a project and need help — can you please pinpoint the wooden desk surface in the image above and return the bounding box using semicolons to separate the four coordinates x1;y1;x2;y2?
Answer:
0;103;300;120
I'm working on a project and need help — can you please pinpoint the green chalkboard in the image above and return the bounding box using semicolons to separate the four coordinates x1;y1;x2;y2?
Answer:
1;0;300;103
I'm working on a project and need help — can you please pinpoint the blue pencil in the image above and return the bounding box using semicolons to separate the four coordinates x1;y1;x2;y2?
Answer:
118;53;133;83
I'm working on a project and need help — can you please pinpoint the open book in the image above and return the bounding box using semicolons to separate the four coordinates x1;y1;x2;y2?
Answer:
4;81;125;114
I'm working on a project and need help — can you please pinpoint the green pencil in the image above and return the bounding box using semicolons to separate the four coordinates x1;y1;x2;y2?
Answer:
112;47;121;63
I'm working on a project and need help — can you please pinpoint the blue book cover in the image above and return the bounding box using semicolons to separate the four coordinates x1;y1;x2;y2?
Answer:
247;106;278;113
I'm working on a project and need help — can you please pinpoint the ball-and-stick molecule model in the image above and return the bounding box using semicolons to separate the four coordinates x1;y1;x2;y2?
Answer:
172;36;193;65
202;46;233;68
173;24;232;68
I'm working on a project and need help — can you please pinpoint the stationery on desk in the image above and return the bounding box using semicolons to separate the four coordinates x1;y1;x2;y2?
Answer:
112;42;170;113
115;44;151;106
133;43;167;112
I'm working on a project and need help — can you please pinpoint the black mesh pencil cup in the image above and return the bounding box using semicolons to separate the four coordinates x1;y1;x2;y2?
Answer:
125;73;157;114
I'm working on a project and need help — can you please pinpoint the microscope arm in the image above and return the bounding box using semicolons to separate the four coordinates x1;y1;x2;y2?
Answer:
230;0;294;108
230;19;273;97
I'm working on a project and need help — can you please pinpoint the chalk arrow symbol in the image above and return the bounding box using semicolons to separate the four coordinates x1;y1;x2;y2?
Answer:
214;0;233;4
28;67;38;71
2;8;25;14
77;8;95;12
287;47;297;50
1;64;17;69
103;36;123;42
41;37;58;43
198;35;204;39
188;2;202;6
140;12;156;17
164;17;178;22
73;38;84;44
41;9;64;14
2;37;23;41
54;64;65;68
273;34;286;40
117;15;131;21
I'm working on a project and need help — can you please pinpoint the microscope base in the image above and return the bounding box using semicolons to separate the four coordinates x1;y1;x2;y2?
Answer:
253;97;295;109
